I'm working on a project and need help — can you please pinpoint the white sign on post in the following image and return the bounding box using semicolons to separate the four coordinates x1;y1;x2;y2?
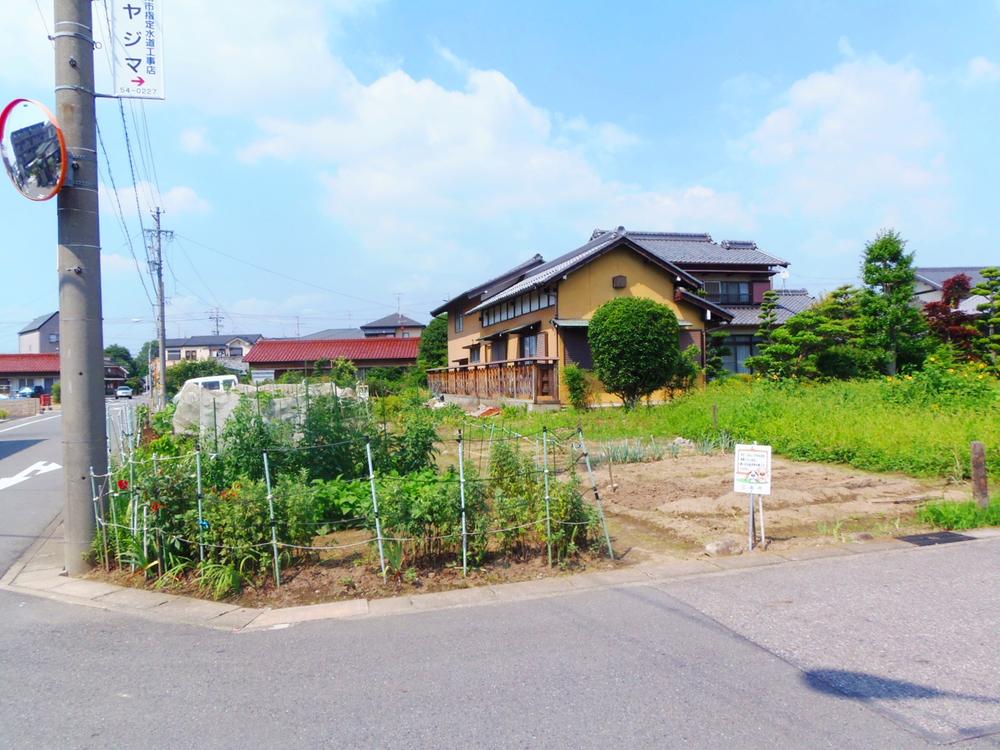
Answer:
112;1;165;100
734;443;772;495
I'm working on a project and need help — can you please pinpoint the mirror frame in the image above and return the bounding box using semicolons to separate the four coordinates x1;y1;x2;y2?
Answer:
0;98;69;202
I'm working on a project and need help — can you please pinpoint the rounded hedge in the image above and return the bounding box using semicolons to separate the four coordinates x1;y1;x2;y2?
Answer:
588;296;682;408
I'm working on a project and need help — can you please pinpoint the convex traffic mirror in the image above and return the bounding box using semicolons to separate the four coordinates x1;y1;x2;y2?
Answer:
0;98;68;201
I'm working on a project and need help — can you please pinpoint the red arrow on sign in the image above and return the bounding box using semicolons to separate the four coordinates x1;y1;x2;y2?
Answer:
131;76;145;86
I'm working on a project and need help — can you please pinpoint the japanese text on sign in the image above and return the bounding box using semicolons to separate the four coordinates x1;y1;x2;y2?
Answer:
733;444;772;496
112;1;165;100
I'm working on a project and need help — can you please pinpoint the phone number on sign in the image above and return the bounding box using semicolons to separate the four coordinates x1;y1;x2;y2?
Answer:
118;87;159;96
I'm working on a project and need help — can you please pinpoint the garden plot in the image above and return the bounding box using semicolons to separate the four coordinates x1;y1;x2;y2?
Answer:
599;451;969;555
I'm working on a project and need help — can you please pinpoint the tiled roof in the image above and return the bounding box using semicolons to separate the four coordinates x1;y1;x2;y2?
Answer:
362;313;425;329
722;290;815;327
0;353;61;374
18;312;58;335
469;231;700;313
164;334;262;348
429;254;545;316
591;229;788;267
244;338;420;364
914;267;989;290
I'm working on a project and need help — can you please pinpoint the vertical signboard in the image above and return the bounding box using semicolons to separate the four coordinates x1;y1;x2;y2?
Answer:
112;1;165;100
733;443;772;495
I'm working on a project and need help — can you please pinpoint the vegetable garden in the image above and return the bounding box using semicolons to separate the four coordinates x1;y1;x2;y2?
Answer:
92;390;611;601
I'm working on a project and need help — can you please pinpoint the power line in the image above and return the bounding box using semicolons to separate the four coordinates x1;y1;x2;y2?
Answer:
175;233;398;310
96;121;155;309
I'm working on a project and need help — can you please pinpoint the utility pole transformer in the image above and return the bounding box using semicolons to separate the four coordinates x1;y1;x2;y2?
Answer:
54;0;107;574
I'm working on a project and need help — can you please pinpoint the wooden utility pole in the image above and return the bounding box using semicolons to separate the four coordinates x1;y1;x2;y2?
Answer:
971;441;989;508
54;0;107;574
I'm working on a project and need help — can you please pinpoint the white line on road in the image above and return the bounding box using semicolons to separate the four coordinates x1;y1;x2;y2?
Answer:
0;414;62;434
0;460;62;491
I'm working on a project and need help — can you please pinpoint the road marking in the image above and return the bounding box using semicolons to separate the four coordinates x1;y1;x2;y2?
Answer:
0;460;62;491
0;414;62;434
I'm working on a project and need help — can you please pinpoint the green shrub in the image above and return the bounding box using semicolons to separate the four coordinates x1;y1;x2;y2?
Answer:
918;499;1000;530
562;363;593;410
51;382;60;404
0;409;7;420
588;296;683;408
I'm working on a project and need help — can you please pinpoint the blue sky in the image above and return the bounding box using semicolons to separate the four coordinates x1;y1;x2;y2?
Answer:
1;0;998;353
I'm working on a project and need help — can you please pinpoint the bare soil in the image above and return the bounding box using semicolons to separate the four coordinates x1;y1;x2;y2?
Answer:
600;450;968;558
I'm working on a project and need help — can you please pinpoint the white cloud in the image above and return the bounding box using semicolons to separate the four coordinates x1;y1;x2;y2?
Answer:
100;181;210;218
739;55;946;217
837;37;856;58
101;252;143;274
966;56;1000;85
179;127;213;154
241;65;751;264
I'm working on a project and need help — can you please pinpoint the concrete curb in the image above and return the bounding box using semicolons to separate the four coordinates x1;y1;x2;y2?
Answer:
3;516;1000;633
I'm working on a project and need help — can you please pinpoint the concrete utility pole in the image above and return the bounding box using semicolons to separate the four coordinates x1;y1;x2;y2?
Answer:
54;0;107;574
146;208;171;411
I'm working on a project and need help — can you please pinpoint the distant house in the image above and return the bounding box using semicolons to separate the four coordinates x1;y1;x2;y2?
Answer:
243;338;421;383
0;353;128;396
163;334;262;370
303;313;425;340
18;311;59;353
427;227;807;407
913;267;990;316
0;353;60;396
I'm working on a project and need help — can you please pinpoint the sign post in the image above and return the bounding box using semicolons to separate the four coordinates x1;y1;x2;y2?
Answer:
734;443;772;550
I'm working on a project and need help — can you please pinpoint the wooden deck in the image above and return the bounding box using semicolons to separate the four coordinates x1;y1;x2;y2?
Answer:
427;358;559;404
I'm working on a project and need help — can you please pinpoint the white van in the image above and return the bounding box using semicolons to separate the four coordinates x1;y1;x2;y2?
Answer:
172;374;239;403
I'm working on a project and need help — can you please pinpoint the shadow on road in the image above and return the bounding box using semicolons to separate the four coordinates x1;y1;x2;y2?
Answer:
0;439;44;461
803;668;999;705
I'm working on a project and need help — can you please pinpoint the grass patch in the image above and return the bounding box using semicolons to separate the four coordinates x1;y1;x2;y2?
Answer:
450;378;1000;480
917;499;1000;530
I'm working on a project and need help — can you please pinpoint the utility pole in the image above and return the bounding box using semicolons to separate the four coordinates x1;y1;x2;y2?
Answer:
145;208;172;411
55;0;106;574
208;308;224;336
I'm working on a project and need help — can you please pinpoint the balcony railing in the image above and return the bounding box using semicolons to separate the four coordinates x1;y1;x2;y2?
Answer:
427;358;559;404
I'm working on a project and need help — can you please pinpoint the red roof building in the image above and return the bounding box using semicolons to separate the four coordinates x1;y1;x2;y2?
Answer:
0;353;130;396
243;338;421;382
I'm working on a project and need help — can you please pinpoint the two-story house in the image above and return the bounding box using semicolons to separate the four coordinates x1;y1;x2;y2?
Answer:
302;313;426;340
428;227;810;408
18;311;60;353
163;334;262;370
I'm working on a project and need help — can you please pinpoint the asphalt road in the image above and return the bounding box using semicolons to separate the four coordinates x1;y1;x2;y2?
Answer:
1;416;998;749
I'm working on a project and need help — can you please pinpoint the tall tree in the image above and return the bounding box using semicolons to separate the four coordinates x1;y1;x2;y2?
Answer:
858;230;927;374
104;344;136;375
135;339;158;378
418;314;448;369
971;267;1000;372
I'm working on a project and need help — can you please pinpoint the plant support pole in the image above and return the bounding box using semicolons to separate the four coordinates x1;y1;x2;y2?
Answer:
458;431;468;576
262;452;281;587
195;450;205;563
90;467;108;570
757;494;766;547
578;427;614;560
542;427;553;568
365;438;388;581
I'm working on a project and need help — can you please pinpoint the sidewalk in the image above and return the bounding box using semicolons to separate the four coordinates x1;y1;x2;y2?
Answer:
4;513;999;633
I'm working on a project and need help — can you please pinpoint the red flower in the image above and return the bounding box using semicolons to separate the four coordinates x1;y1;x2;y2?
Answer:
150;501;163;513
117;479;129;491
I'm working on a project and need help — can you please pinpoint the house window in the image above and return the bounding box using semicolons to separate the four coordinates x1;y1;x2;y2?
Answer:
469;345;481;364
184;350;197;360
454;313;464;333
167;349;181;361
489;338;507;362
229;346;243;357
519;334;539;359
714;281;751;305
48;333;59;344
481;288;555;329
721;335;758;374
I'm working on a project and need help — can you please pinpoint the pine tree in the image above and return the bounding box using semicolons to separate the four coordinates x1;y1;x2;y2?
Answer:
858;230;928;375
971;267;1000;373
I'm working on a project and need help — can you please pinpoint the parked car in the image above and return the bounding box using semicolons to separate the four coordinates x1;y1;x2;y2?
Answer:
17;386;41;399
115;385;133;399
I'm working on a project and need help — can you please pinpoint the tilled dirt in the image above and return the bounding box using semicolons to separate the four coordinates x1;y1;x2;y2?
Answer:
600;451;967;557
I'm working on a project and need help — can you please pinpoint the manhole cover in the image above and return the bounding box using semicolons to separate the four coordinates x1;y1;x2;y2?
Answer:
896;531;976;546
